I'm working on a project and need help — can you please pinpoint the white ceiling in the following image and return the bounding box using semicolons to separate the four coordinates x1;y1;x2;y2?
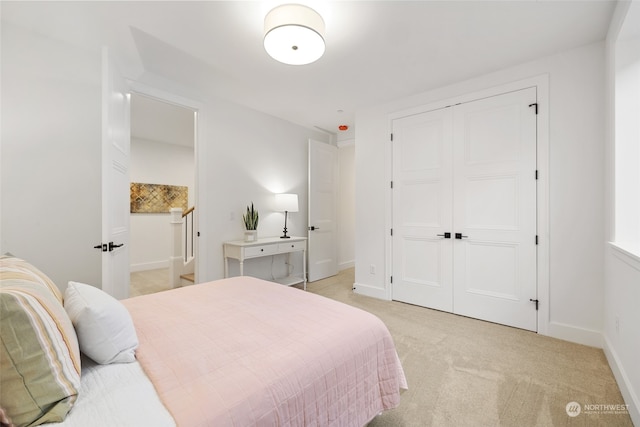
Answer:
2;1;616;136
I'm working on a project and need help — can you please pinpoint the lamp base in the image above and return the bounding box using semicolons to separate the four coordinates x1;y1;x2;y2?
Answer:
281;211;291;239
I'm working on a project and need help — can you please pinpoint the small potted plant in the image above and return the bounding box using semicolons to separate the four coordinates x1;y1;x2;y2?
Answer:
243;202;259;242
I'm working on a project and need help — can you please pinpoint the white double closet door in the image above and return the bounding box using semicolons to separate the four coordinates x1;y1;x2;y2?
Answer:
392;88;538;331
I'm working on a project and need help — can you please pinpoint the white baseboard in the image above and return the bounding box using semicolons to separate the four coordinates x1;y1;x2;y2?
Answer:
603;334;640;426
130;260;169;272
546;321;603;348
352;282;390;300
338;260;355;271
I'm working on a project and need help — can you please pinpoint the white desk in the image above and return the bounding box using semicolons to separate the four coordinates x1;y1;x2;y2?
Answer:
223;236;307;290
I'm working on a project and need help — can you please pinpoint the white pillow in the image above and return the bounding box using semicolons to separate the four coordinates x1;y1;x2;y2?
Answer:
64;281;138;364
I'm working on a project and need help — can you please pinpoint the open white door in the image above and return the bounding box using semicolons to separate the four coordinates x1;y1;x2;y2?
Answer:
308;139;338;282
101;47;131;299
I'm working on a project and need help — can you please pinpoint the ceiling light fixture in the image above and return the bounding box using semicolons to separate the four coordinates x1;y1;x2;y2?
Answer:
264;4;325;65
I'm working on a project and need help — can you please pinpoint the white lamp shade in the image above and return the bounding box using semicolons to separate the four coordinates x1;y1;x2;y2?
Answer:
264;4;325;65
274;193;299;212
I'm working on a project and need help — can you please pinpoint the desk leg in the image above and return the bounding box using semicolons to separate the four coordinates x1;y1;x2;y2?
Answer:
239;260;244;276
224;257;229;278
303;248;307;291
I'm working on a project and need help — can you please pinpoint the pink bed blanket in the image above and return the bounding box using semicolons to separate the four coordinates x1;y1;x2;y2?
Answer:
122;276;407;426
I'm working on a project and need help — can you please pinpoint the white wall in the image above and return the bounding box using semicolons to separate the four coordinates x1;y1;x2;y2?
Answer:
1;20;330;290
337;140;355;270
604;1;640;424
355;41;606;347
0;22;102;290
129;137;194;271
193;97;330;283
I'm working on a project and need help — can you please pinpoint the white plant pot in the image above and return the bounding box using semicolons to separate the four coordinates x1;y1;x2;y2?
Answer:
244;230;258;242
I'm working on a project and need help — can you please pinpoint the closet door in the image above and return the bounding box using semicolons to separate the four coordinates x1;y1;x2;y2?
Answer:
452;88;538;331
392;109;454;312
391;87;538;332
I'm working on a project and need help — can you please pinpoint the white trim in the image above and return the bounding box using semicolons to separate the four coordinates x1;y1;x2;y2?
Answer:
130;260;169;272
338;260;355;271
353;281;388;300
127;80;204;111
535;75;551;337
603;334;640;426
127;80;203;284
337;138;355;148
384;74;551;333
610;242;640;272
546;321;602;348
384;120;394;301
388;77;546;122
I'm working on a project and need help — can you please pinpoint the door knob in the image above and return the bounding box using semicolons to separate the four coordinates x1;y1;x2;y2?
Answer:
308;226;320;231
455;233;469;239
437;232;451;239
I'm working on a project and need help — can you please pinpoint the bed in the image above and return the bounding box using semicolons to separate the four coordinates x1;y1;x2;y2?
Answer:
0;256;407;427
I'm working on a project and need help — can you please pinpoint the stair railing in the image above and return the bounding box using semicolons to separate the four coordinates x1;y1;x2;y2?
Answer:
170;206;196;287
182;206;195;262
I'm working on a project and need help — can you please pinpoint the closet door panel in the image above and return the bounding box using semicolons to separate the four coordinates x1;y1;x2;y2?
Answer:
392;109;453;312
452;88;538;331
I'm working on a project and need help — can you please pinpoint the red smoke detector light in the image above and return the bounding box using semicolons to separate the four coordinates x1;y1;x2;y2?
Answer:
338;125;349;131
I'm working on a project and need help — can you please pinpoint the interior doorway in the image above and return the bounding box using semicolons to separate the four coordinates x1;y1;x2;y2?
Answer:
128;93;196;296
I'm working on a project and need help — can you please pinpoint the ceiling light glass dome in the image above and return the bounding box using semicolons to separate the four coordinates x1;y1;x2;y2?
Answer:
264;4;325;65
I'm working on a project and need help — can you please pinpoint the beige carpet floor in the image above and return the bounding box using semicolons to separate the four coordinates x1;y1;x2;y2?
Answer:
130;268;172;297
305;269;633;427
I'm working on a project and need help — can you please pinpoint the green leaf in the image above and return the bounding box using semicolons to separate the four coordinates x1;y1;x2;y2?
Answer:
242;202;259;230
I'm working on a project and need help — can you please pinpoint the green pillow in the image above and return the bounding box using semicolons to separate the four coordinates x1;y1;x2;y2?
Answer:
0;256;81;427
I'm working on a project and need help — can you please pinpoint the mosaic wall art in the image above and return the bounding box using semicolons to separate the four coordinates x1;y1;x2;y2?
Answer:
130;183;188;213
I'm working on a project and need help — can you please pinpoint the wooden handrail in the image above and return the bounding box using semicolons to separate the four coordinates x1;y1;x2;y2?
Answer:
182;206;195;218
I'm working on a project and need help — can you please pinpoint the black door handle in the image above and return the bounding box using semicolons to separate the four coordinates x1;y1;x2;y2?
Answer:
308;226;320;231
93;243;107;252
455;233;469;239
108;242;124;252
437;232;451;239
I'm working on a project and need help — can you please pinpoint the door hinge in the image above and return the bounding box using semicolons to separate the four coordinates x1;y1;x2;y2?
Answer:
390;181;393;189
535;170;538;180
529;103;538;115
530;298;539;310
390;276;393;284
390;133;393;142
535;235;539;245
390;228;393;236
197;231;201;237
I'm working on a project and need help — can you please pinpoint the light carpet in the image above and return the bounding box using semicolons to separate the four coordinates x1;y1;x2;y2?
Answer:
304;269;633;427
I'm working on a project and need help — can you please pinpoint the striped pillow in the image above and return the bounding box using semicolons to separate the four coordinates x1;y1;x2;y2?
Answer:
0;255;63;303
0;256;81;427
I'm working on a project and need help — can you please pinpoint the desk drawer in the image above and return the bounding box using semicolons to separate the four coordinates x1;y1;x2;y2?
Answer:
244;245;278;257
278;241;306;252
